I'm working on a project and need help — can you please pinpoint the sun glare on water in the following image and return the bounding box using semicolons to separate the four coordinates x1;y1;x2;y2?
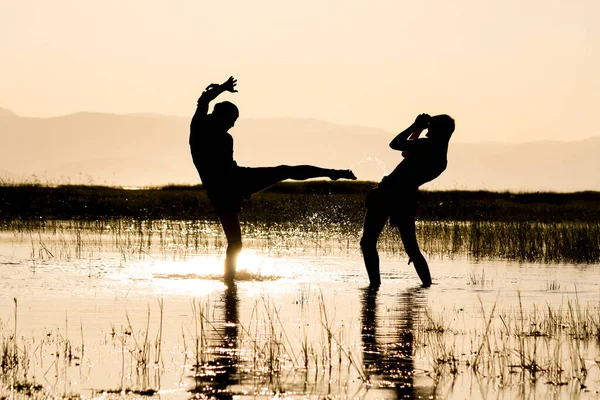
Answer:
114;251;296;295
234;251;288;280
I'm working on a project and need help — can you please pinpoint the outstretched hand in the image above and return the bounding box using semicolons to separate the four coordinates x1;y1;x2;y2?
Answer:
221;76;238;93
204;77;238;93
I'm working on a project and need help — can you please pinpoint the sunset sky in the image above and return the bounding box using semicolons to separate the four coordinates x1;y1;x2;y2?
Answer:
1;0;598;142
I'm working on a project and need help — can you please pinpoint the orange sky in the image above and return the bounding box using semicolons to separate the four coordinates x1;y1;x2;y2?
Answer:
1;0;598;142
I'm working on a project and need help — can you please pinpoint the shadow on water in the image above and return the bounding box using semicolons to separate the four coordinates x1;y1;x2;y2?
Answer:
361;285;434;399
189;284;240;399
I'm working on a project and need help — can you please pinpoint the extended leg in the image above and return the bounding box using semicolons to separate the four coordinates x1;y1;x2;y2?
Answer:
218;212;243;285
360;208;388;286
275;165;356;181
396;217;432;287
239;165;356;197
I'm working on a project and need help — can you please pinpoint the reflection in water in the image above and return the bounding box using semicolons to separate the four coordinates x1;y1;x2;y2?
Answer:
361;285;434;399
190;285;239;399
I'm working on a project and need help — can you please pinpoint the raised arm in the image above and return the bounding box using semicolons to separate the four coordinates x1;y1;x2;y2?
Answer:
389;113;431;152
192;76;238;128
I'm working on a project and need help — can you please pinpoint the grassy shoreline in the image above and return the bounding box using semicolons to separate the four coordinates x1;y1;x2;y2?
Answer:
2;181;600;222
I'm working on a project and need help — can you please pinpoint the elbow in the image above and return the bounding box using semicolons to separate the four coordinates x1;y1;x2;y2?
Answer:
389;142;403;151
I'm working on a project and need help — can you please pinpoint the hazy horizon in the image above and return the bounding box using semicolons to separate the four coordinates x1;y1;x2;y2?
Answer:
4;106;600;146
2;111;600;191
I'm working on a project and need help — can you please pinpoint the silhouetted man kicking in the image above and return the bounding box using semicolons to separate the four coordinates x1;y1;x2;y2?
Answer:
360;113;455;287
190;76;356;284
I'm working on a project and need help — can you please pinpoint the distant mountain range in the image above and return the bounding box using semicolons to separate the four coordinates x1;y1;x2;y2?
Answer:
1;107;599;191
0;107;17;117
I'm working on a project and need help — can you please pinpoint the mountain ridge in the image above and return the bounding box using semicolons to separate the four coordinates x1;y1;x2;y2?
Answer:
1;110;598;191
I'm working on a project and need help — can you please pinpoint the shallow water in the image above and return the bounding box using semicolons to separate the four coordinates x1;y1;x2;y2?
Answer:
1;224;600;399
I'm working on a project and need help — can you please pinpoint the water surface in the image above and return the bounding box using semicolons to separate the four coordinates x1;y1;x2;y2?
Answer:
1;224;599;399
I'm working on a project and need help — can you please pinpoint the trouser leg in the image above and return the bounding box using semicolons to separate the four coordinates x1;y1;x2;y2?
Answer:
218;212;243;285
277;165;334;180
242;165;336;195
239;165;354;197
360;208;388;286
396;217;432;287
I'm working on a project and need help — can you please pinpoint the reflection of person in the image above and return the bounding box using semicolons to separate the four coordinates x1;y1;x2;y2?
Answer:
360;285;380;373
360;286;433;397
190;77;356;284
191;285;239;398
360;114;455;287
220;284;239;387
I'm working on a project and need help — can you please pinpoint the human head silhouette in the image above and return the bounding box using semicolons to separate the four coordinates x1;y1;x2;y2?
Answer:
426;114;454;141
212;101;239;130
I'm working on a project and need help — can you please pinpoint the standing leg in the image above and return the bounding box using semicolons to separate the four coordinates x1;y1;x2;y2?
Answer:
396;217;432;287
360;208;388;286
218;212;242;285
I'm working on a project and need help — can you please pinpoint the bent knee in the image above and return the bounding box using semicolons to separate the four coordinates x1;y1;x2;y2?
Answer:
360;236;377;251
274;165;293;174
405;248;425;261
227;239;242;253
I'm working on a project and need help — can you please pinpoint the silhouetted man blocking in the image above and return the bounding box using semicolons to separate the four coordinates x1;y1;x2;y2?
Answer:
190;76;356;284
360;114;455;287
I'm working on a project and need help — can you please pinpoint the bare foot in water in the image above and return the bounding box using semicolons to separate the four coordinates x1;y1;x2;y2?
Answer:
330;169;357;181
